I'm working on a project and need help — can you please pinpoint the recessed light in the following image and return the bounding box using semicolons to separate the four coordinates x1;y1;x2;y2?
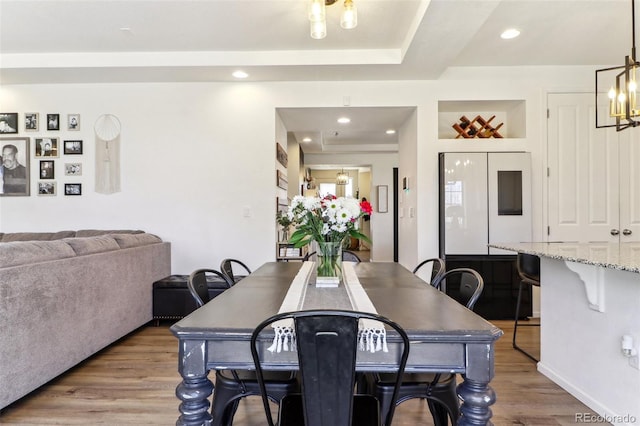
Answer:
500;28;520;40
302;137;312;142
337;117;351;124
385;129;396;135
232;70;249;79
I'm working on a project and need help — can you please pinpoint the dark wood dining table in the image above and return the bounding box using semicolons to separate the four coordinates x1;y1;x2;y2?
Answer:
170;261;503;425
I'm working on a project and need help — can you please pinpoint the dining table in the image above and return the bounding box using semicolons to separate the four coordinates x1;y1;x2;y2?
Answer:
170;261;503;426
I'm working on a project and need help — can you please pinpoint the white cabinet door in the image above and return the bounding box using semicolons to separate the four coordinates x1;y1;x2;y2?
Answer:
548;93;639;242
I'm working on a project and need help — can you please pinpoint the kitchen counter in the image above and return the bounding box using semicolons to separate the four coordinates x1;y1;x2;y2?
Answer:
489;242;640;273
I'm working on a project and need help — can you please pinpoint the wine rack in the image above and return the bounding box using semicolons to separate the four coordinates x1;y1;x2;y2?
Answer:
452;115;504;139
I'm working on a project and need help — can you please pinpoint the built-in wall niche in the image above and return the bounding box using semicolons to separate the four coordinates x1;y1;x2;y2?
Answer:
438;100;526;139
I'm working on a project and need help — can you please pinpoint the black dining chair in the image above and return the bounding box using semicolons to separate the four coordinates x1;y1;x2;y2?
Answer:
412;257;446;286
513;253;541;362
186;268;298;426
370;268;485;426
251;309;410;426
342;250;361;262
219;258;251;284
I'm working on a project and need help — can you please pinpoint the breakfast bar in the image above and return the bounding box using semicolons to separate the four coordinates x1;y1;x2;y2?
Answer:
490;242;640;425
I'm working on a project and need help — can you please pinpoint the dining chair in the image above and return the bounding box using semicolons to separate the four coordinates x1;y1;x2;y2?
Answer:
186;268;298;426
342;250;361;262
251;309;410;426
513;253;541;362
412;258;446;286
370;268;485;426
219;258;251;284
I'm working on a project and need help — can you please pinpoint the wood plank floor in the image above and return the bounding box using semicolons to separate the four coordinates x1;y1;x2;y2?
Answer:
0;320;607;425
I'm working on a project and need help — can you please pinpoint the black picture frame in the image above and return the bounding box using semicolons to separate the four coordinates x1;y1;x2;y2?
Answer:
39;160;55;179
0;113;19;134
47;113;60;131
63;140;83;155
64;183;82;196
1;137;30;196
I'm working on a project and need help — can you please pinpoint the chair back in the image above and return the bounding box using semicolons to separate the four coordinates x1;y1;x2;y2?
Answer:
302;251;317;261
251;310;410;426
412;258;446;286
187;268;233;307
517;253;540;285
436;268;484;310
342;250;361;262
219;258;252;284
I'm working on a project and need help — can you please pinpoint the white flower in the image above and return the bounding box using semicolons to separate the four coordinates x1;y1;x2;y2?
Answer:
335;207;353;224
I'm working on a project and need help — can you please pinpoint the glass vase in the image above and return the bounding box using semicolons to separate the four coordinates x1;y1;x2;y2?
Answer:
315;240;343;287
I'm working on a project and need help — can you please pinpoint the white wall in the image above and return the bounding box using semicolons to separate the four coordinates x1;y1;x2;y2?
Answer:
0;68;598;273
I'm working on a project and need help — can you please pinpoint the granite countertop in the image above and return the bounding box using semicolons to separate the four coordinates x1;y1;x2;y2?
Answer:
489;242;640;274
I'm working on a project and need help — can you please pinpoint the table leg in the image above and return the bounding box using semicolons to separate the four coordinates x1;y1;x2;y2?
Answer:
175;376;214;426
456;378;496;426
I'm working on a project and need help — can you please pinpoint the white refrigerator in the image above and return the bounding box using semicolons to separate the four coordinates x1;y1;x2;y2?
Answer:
439;152;532;256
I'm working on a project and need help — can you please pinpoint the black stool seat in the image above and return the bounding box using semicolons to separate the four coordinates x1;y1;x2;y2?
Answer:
152;274;229;322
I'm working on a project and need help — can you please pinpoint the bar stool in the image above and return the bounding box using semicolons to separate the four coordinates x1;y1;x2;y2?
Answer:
513;253;540;362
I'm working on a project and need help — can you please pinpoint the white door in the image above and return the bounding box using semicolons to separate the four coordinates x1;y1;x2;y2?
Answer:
547;93;639;242
618;130;640;241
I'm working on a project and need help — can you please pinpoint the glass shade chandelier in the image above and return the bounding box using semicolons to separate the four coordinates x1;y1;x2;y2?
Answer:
336;169;349;185
308;0;357;40
596;0;640;131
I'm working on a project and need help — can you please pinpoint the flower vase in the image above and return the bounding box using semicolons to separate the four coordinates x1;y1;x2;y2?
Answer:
315;240;343;287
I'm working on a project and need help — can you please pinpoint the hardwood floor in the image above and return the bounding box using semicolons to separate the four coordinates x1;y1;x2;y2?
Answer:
0;320;607;425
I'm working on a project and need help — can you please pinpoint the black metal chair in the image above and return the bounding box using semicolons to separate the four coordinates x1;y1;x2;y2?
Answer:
513;253;541;362
219;258;251;284
342;250;361;262
412;258;446;286
186;268;297;426
251;310;410;426
370;268;484;426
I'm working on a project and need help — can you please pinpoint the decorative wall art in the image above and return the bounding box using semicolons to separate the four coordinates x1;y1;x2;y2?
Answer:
64;163;82;176
0;137;30;196
0;113;18;134
63;140;83;154
35;137;59;157
64;183;82;196
67;114;80;131
24;113;38;131
38;181;56;196
276;142;288;167
376;185;388;213
39;160;55;179
277;169;288;190
94;114;121;194
47;114;60;131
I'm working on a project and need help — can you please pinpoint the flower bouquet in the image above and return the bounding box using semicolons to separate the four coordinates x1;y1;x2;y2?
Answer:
287;194;372;286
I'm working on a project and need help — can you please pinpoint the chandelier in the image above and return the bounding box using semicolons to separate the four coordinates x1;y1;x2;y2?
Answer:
336;169;349;185
308;0;357;40
596;0;640;131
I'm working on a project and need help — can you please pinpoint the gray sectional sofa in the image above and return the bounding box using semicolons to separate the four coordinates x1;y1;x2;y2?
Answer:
0;230;171;409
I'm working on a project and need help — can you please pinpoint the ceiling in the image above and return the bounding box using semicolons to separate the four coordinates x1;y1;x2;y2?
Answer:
0;0;632;156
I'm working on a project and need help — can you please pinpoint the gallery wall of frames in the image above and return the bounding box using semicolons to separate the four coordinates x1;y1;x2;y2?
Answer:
0;112;84;197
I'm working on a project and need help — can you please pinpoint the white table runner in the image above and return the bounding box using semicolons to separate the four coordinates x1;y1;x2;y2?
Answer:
267;261;387;353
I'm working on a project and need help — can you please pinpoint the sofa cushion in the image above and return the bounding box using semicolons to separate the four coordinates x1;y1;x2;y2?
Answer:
111;233;162;249
0;240;77;268
62;236;121;256
76;229;144;237
0;231;75;242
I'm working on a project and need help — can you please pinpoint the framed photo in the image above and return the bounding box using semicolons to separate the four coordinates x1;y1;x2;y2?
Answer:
377;185;388;213
276;142;288;167
276;197;288;215
277;169;288;190
0;113;18;134
0;137;30;196
39;160;55;179
67;114;80;131
38;181;56;196
64;162;82;176
35;137;59;157
64;183;82;196
63;140;83;154
25;112;39;131
46;113;60;131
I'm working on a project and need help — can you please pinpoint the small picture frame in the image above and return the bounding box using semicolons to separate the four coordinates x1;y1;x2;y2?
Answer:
276;142;288;168
67;114;80;131
377;185;388;213
64;162;82;176
64;183;82;196
38;181;56;196
35;137;59;157
39;160;55;179
25;113;39;131
63;140;83;154
277;169;288;190
0;113;18;134
46;113;60;131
